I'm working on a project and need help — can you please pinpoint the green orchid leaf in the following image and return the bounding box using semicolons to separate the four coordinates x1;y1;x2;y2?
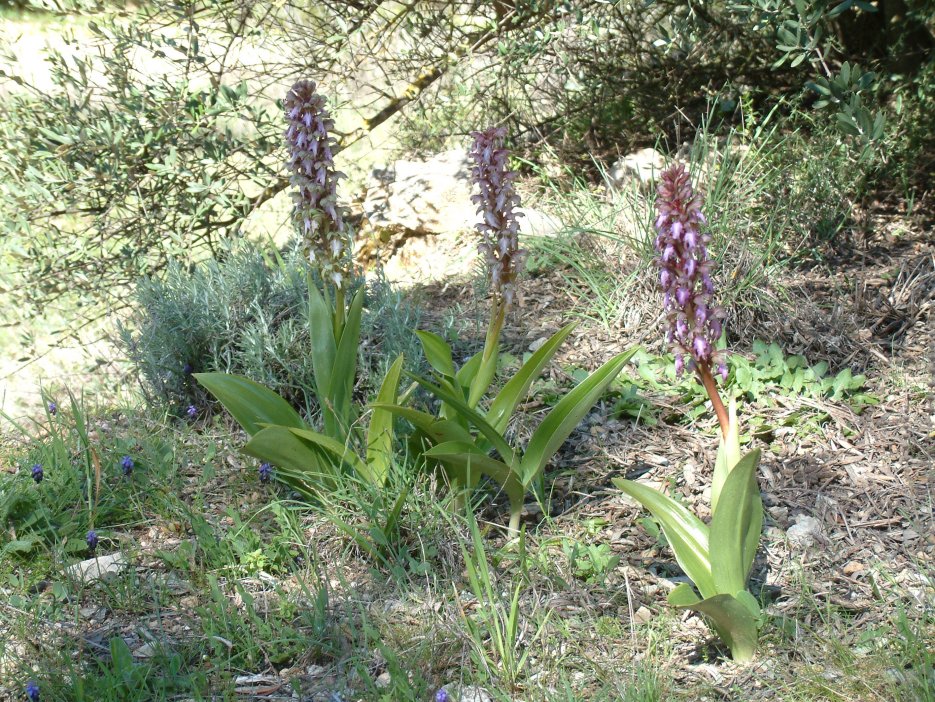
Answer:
456;352;483;396
409;376;516;465
520;349;636;485
369;404;470;445
287;427;369;481
243;425;329;495
366;354;404;485
668;582;702;606
195;373;306;436
710;449;763;594
430;419;475;444
613;478;715;599
425;441;524;509
487;322;576;434
669;589;760;662
330;285;365;429
307;279;336;402
416;330;456;379
712;398;741;512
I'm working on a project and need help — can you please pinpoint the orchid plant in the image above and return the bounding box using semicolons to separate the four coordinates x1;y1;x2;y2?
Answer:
613;164;765;661
196;81;404;500
376;127;636;534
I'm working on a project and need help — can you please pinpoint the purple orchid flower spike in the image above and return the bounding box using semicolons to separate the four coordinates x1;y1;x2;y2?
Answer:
654;163;729;434
469;126;525;310
284;80;351;291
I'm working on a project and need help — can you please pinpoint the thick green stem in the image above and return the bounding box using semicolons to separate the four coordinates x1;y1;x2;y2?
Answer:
333;285;346;336
468;299;506;408
507;503;522;538
697;363;729;439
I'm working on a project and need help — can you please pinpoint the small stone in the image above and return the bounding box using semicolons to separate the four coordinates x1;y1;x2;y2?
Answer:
65;553;128;584
786;514;822;548
842;560;865;576
681;463;696;485
607;148;667;192
306;664;327;678
528;337;548;352
516;207;563;238
633;606;653;624
134;642;158;658
375;671;391;688
458;686;493;702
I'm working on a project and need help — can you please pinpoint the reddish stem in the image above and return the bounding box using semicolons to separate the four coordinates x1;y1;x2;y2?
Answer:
697;363;729;439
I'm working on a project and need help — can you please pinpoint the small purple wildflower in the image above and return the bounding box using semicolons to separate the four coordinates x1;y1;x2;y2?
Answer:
186;405;197;420
47;401;57;416
120;455;134;476
434;689;450;702
86;530;98;553
470;126;525;309
183;362;194;376
31;464;43;484
259;462;272;484
26;681;39;702
654;163;726;377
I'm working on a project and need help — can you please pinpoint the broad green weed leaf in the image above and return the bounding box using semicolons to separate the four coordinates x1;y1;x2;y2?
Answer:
243;425;328;494
456;352;483;395
369;405;476;452
287;427;369;480
712;399;742;512
425;441;524;507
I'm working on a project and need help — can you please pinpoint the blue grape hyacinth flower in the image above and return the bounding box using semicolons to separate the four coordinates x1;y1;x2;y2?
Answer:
259;462;272;484
31;464;43;484
48;401;57;416
434;689;450;702
86;530;98;553
26;680;39;701
186;405;197;420
120;455;134;476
